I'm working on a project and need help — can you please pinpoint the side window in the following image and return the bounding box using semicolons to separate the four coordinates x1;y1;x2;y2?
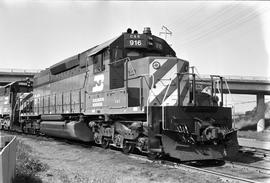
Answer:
93;53;105;74
127;50;143;60
109;48;124;89
112;48;123;61
103;49;109;61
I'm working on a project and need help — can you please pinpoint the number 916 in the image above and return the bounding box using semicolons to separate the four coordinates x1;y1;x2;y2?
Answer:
129;40;142;46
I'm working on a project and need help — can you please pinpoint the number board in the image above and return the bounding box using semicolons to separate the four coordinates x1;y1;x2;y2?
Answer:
124;34;147;48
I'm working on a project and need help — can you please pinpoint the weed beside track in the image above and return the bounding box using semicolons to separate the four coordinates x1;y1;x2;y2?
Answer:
13;141;48;183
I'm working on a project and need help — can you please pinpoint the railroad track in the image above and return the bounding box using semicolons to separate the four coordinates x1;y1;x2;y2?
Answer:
240;146;270;160
2;130;270;182
226;160;270;173
129;154;261;183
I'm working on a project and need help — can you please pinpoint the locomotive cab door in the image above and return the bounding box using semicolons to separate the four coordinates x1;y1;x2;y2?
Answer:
109;48;125;89
106;48;129;110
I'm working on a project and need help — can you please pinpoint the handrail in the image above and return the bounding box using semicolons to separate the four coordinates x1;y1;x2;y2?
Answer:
146;75;155;127
197;74;270;82
161;73;177;130
224;78;236;126
108;57;131;65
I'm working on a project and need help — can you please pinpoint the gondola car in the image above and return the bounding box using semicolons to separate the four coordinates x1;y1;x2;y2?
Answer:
1;28;238;161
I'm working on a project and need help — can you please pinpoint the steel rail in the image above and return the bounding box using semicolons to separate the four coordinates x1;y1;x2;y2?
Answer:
226;160;270;173
240;146;270;160
129;154;260;183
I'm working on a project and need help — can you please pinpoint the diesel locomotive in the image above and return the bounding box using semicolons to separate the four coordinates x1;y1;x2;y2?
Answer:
0;27;238;161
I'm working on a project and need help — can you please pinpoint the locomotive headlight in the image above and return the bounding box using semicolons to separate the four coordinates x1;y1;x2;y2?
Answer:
152;61;161;70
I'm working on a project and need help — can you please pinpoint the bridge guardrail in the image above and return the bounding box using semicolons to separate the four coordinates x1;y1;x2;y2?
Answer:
0;68;40;74
198;74;270;82
0;135;17;183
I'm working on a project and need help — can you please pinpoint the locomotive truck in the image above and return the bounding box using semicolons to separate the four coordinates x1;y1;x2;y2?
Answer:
0;27;238;161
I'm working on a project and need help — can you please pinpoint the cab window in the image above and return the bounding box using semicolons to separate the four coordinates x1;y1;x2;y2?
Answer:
93;53;105;73
126;50;143;60
103;49;109;61
112;48;123;61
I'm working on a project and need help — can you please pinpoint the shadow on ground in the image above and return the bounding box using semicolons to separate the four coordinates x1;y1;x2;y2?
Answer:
13;174;42;183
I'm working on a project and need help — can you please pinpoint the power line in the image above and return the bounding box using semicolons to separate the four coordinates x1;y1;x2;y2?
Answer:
172;4;269;48
179;9;257;47
170;3;206;33
177;3;238;41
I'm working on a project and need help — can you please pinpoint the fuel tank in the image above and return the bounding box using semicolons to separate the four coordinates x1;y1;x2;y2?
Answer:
40;121;93;142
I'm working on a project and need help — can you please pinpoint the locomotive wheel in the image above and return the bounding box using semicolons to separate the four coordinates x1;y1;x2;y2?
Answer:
101;138;110;149
122;142;134;154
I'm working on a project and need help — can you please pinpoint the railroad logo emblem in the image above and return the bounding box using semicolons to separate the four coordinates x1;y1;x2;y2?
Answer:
152;61;161;70
92;74;104;92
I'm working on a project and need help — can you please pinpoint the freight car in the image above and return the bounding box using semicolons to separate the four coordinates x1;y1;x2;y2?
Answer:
0;27;238;161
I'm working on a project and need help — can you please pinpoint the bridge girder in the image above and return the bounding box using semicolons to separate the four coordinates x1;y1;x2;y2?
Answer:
196;79;270;95
0;72;36;86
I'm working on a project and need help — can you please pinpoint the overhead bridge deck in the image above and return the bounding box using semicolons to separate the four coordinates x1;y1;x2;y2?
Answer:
197;75;270;95
0;68;39;86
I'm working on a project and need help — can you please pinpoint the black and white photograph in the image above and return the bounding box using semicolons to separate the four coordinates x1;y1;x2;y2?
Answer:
0;1;270;183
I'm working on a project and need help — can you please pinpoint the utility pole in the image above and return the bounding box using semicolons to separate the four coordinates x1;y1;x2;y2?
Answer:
159;26;172;41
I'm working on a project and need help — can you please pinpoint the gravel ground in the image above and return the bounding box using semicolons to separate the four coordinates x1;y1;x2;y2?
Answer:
14;135;238;183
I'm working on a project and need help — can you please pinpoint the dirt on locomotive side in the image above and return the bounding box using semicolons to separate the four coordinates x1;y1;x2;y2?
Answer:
13;134;236;183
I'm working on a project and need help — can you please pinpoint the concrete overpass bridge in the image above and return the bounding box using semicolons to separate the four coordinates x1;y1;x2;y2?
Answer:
0;68;39;86
196;75;270;127
197;75;270;95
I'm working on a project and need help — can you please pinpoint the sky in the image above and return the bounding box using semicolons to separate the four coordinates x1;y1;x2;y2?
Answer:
0;0;270;113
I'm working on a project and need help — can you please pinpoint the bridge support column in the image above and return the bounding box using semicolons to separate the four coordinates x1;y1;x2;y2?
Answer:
256;93;266;132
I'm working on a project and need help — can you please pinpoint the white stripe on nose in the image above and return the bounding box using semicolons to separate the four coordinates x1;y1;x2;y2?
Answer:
149;64;177;103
